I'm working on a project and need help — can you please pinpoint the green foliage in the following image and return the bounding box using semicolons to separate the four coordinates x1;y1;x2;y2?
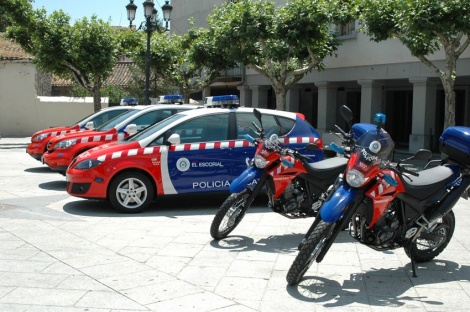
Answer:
359;0;470;128
4;0;122;111
101;85;131;105
205;0;357;110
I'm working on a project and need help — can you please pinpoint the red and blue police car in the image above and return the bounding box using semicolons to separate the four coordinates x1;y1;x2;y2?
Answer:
66;97;323;213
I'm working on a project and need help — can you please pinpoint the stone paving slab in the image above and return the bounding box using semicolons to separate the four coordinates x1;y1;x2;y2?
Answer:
1;137;470;311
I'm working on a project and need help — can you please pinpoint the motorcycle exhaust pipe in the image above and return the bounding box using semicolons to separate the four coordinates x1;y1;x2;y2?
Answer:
425;176;470;221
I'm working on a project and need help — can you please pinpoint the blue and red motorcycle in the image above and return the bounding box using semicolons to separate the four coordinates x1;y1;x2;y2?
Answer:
210;108;351;240
286;105;470;285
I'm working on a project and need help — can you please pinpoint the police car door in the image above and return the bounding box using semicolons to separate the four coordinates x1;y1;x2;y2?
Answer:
164;113;231;194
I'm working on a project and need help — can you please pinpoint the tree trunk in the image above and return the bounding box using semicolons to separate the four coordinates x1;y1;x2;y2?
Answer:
441;77;456;130
273;84;288;111
183;90;191;104
93;79;102;112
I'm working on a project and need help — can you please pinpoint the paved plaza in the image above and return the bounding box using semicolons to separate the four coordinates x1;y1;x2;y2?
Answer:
1;137;470;311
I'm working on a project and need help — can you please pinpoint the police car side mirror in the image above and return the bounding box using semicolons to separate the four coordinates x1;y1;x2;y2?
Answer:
167;133;181;145
85;121;94;130
124;124;137;135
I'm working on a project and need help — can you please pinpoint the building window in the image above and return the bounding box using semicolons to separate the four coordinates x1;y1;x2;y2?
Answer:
336;20;357;38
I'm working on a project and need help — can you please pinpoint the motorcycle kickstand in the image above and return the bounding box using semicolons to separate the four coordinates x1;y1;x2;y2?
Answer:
405;241;418;278
410;252;417;278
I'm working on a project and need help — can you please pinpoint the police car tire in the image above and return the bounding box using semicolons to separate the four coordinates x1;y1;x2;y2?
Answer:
210;189;251;240
108;171;154;213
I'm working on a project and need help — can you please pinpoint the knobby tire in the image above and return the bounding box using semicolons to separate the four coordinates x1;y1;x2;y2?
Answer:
286;220;332;285
210;189;251;240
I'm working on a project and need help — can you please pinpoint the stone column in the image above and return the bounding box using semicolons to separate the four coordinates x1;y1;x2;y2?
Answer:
409;77;439;153
237;85;252;107
250;85;270;108
358;79;382;123
286;86;300;112
314;81;337;135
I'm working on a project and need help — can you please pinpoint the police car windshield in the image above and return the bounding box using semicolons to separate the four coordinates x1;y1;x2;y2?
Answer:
126;114;185;142
96;110;141;131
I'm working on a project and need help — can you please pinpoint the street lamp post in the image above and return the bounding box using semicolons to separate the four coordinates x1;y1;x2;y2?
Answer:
126;0;173;105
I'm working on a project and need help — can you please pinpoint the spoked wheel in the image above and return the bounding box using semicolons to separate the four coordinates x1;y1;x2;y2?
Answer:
108;171;154;213
405;210;455;262
286;220;333;286
210;189;251;240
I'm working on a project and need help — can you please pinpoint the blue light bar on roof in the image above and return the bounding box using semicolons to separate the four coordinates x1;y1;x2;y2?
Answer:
204;95;240;108
163;94;184;100
158;94;184;104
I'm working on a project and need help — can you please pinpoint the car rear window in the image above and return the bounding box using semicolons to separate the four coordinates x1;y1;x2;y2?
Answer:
235;112;295;139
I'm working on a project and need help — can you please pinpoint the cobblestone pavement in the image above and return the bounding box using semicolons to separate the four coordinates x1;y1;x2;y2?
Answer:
1;137;470;311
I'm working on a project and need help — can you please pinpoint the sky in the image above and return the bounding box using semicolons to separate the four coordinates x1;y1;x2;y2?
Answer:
32;0;169;27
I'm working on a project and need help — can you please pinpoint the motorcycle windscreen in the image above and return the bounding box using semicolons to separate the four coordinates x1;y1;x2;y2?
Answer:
230;166;261;193
320;184;357;222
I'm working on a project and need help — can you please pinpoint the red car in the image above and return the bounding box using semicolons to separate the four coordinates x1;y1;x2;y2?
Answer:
26;106;133;161
42;104;198;174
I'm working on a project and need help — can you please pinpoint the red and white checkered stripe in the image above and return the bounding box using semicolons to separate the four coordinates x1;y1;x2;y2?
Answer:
76;133;126;144
95;137;318;162
49;129;81;137
269;155;295;177
369;171;397;198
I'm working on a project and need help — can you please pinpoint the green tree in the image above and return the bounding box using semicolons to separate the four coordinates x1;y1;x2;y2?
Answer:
4;0;121;112
132;23;232;103
359;0;470;129
206;0;356;110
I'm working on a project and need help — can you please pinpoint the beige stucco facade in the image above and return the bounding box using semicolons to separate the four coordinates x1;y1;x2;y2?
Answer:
0;60;108;137
170;0;470;153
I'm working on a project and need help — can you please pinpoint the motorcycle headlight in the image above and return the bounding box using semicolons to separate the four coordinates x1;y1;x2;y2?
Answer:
254;154;269;168
33;133;49;141
55;139;78;149
74;159;102;170
346;169;367;188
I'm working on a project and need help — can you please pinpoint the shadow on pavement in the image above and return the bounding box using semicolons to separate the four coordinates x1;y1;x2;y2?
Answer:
38;180;67;191
286;259;470;308
210;234;305;254
210;230;355;253
62;193;270;218
25;167;55;174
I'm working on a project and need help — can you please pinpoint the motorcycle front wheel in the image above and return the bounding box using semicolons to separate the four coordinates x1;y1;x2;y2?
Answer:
286;220;333;285
405;210;455;262
210;189;252;240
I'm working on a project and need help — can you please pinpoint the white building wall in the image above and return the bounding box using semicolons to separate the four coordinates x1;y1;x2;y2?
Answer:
0;60;108;137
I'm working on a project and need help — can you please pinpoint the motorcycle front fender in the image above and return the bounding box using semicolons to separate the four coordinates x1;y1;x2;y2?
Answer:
230;166;261;193
320;184;357;223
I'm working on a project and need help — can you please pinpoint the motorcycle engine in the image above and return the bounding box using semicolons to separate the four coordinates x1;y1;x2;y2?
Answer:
272;179;306;214
352;199;402;248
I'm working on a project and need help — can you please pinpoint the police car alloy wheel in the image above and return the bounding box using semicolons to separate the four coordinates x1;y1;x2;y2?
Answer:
108;171;154;213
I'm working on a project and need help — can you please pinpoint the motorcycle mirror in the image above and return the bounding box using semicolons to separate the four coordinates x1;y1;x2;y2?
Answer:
413;149;433;161
254;109;262;125
340;105;353;123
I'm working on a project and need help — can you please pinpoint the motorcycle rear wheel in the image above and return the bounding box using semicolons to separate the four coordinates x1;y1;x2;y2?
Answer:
286;220;333;285
405;210;455;263
210;189;251;240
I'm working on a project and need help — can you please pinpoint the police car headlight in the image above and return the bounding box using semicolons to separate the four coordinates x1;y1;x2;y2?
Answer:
75;159;102;170
33;133;49;141
346;169;367;188
254;154;269;168
56;139;78;149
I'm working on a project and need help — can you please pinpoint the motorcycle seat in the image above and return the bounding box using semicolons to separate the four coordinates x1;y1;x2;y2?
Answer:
401;166;454;200
307;157;348;180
